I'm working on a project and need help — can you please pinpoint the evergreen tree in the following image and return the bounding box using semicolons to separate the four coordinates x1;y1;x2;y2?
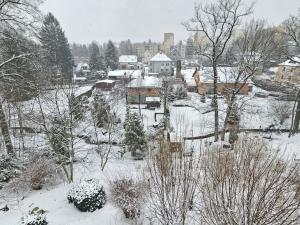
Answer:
124;111;147;157
93;97;110;128
185;37;195;60
105;40;118;70
119;39;134;55
39;13;73;81
89;42;105;71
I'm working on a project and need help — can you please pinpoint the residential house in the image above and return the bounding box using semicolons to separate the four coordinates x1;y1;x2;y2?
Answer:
275;56;300;83
95;80;116;92
127;76;162;104
149;52;174;76
193;67;250;95
73;62;91;83
119;55;138;70
75;63;91;77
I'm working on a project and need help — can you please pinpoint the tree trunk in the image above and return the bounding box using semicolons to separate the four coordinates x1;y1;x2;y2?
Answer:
0;101;14;157
221;95;235;141
293;98;300;133
290;91;300;136
213;63;219;142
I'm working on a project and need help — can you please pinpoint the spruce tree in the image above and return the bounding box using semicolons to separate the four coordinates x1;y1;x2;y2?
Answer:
89;42;104;71
104;40;118;70
124;111;147;157
39;13;73;81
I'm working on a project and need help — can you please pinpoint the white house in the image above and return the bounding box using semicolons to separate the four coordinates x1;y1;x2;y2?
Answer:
119;55;138;70
149;52;174;76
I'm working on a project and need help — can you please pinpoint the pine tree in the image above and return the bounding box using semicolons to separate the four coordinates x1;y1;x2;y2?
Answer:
105;40;118;70
124;111;147;157
39;13;73;81
89;42;104;71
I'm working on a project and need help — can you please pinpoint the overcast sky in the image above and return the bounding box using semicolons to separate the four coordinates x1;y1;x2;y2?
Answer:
41;0;299;44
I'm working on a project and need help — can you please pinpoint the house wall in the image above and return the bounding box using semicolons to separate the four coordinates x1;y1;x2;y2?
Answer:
193;69;249;95
119;62;137;70
95;82;115;91
149;61;172;75
275;65;300;83
197;83;249;95
127;87;160;104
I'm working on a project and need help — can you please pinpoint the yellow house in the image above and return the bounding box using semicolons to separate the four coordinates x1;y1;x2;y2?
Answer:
275;57;300;83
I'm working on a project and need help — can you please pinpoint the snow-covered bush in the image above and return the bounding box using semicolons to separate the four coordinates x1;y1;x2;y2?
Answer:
111;178;144;219
0;155;21;188
21;207;47;225
67;179;106;212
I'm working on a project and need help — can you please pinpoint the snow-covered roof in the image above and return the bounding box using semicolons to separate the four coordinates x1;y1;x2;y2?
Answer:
200;67;247;84
96;79;116;84
128;76;162;88
76;62;90;72
181;68;198;80
150;52;172;62
119;55;138;63
186;79;197;87
279;57;300;67
73;77;87;81
146;97;161;102
108;70;141;78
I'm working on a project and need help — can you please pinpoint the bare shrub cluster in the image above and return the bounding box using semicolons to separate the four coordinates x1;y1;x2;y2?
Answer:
110;177;145;219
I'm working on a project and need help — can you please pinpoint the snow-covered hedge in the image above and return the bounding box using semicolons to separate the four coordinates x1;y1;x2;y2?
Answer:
21;207;47;225
67;179;106;212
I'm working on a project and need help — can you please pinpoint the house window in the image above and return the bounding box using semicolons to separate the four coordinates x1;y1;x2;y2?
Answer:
166;63;169;66
161;68;164;72
166;69;169;72
161;63;164;66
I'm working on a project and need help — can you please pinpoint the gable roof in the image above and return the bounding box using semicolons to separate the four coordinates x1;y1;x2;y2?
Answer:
128;76;162;88
150;52;172;62
119;55;138;63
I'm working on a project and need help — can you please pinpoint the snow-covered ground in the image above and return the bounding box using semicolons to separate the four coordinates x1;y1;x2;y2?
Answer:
0;81;299;225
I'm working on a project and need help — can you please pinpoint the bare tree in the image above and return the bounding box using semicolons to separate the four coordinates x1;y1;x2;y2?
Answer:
197;136;300;225
283;8;300;48
270;100;293;125
147;141;201;225
0;0;42;157
91;93;121;171
220;20;279;141
29;82;86;183
184;0;253;141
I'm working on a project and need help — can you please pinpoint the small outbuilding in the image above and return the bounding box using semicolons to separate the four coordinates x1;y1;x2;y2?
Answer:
95;79;116;91
127;76;162;104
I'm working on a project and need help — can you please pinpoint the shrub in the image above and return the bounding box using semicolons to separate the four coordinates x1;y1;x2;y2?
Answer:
21;207;47;225
111;178;143;219
67;179;106;212
23;154;61;190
